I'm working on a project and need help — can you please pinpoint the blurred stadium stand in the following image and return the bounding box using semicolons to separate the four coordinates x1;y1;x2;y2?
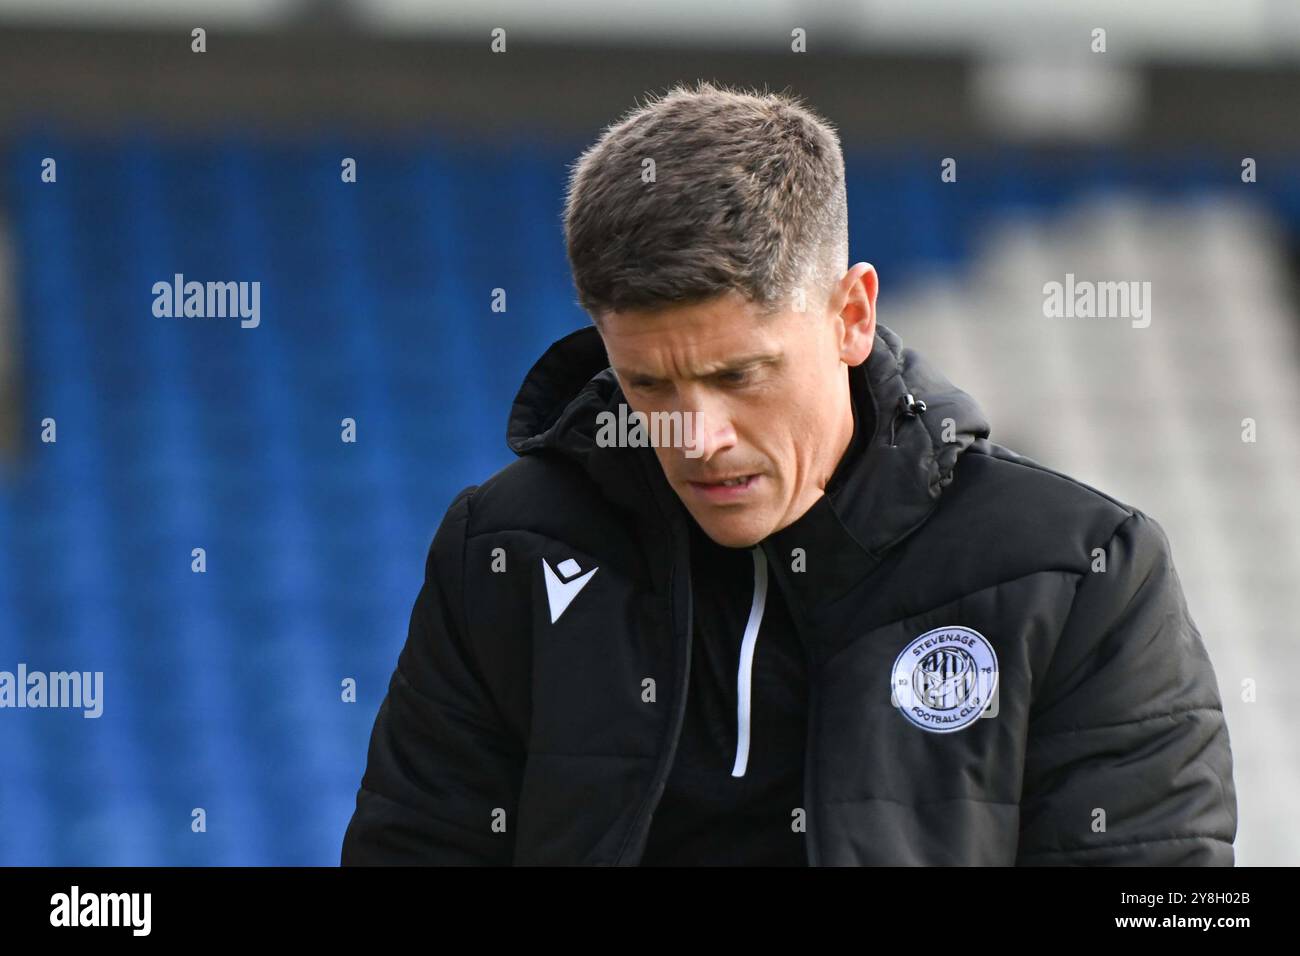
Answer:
0;1;1298;866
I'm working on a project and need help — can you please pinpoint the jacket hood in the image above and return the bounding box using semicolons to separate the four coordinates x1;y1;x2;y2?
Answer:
507;322;991;605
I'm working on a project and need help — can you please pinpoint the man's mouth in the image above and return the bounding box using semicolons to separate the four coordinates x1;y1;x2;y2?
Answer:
686;473;761;501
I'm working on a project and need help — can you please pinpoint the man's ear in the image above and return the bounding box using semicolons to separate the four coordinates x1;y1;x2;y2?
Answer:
837;262;877;367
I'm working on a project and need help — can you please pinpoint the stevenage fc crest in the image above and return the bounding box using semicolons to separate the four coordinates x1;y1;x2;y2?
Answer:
891;626;998;733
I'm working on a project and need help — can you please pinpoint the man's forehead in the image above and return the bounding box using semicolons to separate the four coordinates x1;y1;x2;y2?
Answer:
600;295;787;379
611;349;783;383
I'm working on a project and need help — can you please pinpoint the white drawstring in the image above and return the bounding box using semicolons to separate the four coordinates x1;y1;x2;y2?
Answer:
731;547;769;777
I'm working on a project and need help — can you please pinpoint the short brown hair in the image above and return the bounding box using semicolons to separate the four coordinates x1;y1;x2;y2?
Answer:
563;80;849;320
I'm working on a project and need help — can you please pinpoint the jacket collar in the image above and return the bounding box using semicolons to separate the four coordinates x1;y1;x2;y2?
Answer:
763;324;990;609
507;322;990;610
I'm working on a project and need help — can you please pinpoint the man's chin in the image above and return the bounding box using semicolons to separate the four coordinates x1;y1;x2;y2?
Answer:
686;509;771;549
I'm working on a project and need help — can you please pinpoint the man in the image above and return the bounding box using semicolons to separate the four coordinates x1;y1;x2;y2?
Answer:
341;81;1237;865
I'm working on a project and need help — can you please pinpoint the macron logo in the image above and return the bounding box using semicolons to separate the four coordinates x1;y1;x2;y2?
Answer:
542;558;598;624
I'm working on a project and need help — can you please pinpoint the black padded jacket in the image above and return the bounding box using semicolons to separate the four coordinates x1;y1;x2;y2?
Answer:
341;323;1238;865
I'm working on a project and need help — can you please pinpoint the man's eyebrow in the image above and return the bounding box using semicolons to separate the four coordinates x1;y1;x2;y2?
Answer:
615;352;782;384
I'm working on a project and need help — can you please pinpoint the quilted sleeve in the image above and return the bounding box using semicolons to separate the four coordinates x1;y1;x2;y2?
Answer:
1015;509;1238;865
341;486;525;865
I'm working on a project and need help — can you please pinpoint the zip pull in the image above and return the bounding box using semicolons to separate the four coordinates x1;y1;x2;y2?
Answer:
889;393;927;447
731;547;769;778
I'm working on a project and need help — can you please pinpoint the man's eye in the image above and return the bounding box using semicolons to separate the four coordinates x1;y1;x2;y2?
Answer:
717;370;751;386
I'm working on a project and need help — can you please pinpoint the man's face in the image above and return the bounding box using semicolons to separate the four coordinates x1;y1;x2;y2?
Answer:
599;265;877;548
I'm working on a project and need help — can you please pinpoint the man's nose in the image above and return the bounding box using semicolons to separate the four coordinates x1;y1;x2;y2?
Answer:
681;396;736;461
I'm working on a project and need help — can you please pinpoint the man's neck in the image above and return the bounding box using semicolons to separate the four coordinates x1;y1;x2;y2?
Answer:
822;374;859;494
